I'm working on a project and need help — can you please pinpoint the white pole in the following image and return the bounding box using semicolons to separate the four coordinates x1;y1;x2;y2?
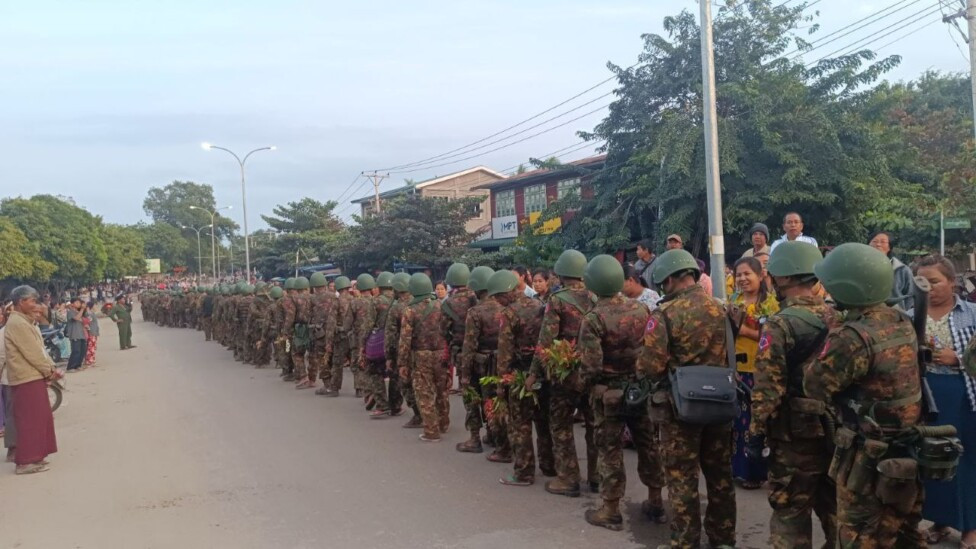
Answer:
699;0;726;300
940;207;946;256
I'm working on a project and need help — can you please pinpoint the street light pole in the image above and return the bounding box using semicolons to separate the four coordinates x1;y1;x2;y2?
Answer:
201;143;276;282
190;205;231;279
699;0;727;300
181;224;213;280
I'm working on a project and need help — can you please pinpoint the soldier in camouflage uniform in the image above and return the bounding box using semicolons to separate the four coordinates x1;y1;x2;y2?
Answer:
577;255;664;530
443;264;483;434
397;273;450;442
494;270;555;486
746;242;839;549
366;273;398;417
309;272;338;394
527;250;598;497
386;273;417;426
638;249;736;549
264;286;289;373
201;288;215;341
276;278;297;381
248;283;273;367
324;276;354;396
457;268;512;462
236;285;255;363
350;274;377;399
288;277;313;388
803;243;925;548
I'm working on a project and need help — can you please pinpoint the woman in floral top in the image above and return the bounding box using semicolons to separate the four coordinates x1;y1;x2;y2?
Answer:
909;255;976;547
729;257;779;489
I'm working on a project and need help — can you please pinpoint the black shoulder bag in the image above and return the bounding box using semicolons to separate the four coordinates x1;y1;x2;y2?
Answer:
668;316;738;425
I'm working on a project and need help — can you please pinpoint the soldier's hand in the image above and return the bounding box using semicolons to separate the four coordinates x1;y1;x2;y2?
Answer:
399;366;409;382
744;434;767;461
525;374;537;389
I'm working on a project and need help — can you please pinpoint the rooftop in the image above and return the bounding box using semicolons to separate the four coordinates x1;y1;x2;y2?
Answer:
351;165;505;204
471;154;607;192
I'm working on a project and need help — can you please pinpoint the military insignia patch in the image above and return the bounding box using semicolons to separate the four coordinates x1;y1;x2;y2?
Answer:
645;316;657;334
818;339;830;359
758;332;770;353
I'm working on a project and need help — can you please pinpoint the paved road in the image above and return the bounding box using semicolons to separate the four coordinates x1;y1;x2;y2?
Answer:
2;305;842;548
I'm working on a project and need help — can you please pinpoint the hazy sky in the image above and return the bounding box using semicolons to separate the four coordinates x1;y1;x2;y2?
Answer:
0;0;967;229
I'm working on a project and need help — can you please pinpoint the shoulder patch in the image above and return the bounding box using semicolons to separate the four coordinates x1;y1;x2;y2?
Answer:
645;316;658;335
818;339;831;359
758;331;771;353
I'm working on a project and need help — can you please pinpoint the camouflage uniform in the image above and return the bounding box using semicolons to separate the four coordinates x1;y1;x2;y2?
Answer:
365;289;395;411
442;287;479;386
579;294;663;507
749;295;839;549
803;305;924;549
350;294;373;394
289;292;312;381
328;292;355;392
460;298;508;453
236;294;254;363
248;295;272;367
279;293;300;378
639;284;736;549
497;293;554;480
201;292;214;341
398;296;450;440
309;289;338;387
529;280;598;487
385;292;412;416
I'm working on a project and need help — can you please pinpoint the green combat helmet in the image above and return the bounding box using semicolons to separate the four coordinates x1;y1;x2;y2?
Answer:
554;249;587;279
254;281;267;294
767;241;823;279
468;266;495;293
334;276;352;291
487;270;519;297
376;271;395;288
584;254;625;298
309;272;328;288
445;263;471;287
196;286;205;292
651;249;701;285
814;242;892;307
392;272;411;293
284;277;297;290
356;273;377;291
294;276;310;291
269;286;284;299
409;272;434;297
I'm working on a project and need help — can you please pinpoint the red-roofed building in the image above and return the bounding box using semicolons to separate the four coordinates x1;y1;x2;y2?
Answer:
468;154;605;250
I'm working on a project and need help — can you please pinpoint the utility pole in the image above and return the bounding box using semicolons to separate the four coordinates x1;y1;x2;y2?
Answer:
944;0;976;140
362;171;389;214
699;0;727;300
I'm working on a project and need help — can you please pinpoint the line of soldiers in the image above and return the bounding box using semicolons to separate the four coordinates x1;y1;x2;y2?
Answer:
139;240;957;549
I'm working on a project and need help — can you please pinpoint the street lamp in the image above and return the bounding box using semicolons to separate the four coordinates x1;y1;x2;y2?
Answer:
181;224;213;279
201;142;276;282
189;204;232;279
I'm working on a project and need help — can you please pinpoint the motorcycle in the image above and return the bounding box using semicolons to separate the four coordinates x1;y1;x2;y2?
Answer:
40;326;68;364
48;375;65;412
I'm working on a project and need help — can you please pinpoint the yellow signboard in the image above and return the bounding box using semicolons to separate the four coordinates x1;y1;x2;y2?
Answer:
527;212;562;235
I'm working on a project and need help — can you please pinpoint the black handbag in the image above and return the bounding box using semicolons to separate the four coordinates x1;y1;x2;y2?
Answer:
668;317;738;425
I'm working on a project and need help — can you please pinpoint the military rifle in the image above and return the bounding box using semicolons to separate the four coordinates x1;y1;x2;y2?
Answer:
910;276;940;423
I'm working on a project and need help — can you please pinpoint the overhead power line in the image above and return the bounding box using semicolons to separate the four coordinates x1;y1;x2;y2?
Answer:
787;0;924;58
806;2;944;65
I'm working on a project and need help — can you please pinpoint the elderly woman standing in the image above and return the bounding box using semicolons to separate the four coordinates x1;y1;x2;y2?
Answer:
3;286;61;474
910;255;976;548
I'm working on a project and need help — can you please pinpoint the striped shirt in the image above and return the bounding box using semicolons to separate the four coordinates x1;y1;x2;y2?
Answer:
910;296;976;411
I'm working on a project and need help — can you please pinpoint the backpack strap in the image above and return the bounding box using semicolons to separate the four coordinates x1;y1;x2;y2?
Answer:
441;300;462;326
778;306;826;332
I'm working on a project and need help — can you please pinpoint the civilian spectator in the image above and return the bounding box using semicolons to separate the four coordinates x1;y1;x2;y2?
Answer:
513;265;536;298
622;264;661;311
729;257;779;489
634;239;656;290
770;212;818;251
531;269;551;302
741;223;771;259
84;300;100;366
65;298;88;372
434;281;448;302
908;255;976;547
869;231;914;310
695;259;714;296
3;285;61;474
665;234;684;250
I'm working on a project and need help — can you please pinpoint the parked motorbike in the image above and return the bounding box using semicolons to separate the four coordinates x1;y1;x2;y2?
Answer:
40;326;68;364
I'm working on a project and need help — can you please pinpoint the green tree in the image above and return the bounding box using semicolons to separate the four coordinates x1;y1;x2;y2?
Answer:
567;0;914;257
0;195;108;290
0;217;56;281
134;222;191;272
342;195;482;271
255;198;347;277
102;224;147;279
142;180;239;238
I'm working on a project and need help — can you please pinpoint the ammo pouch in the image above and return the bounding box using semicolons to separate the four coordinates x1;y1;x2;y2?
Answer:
667;317;738;425
595;384;625;418
623;378;652;416
788;397;827;439
828;427;858;485
292;323;310;350
875;458;919;514
913;425;963;481
649;389;673;423
847;438;888;495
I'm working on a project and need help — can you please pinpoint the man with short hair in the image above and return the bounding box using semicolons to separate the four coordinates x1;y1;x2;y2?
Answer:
771;212;818;252
64;298;87;370
107;295;135;350
741;223;771;259
513;265;536;298
634;239;656;290
665;234;684;251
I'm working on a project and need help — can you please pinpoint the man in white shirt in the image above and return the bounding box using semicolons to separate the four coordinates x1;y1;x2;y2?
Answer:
623;264;661;311
770;212;818;251
513;265;536;298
